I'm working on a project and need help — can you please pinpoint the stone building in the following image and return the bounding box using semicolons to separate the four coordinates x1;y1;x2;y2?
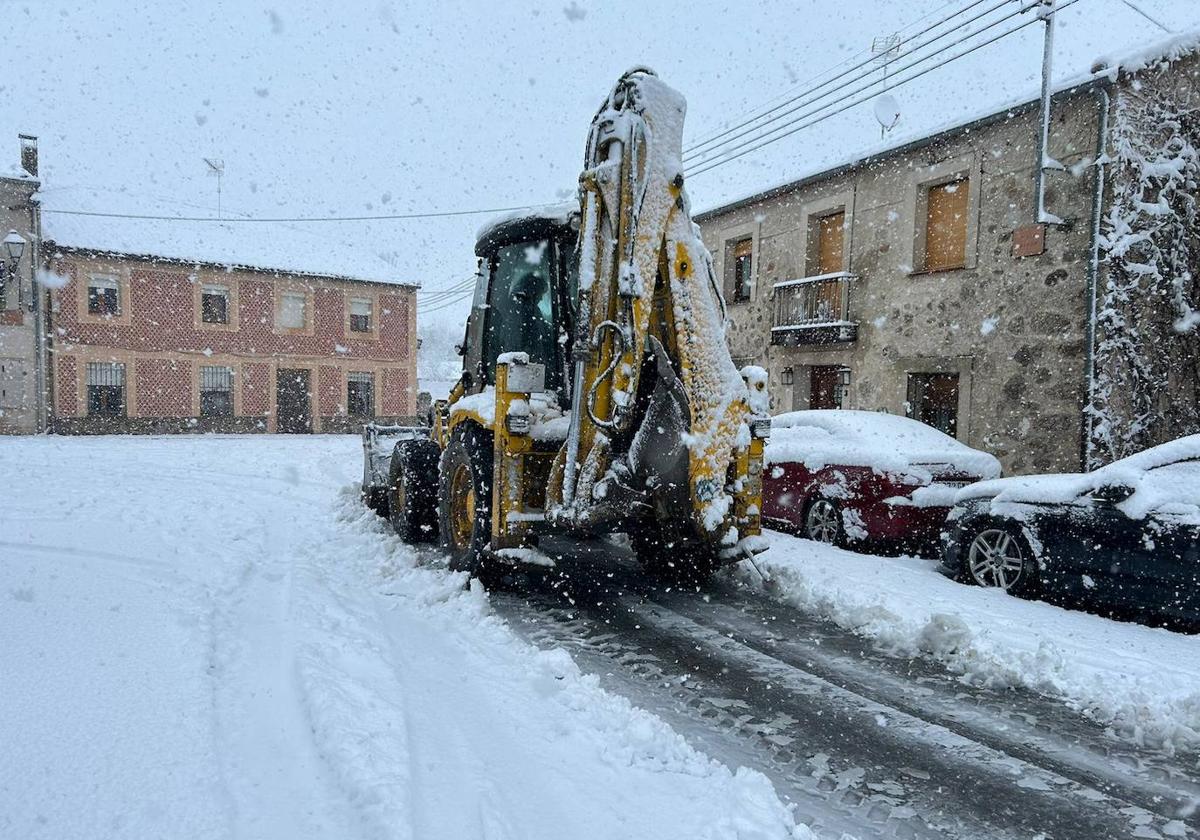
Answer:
696;44;1200;476
43;246;418;433
0;136;45;434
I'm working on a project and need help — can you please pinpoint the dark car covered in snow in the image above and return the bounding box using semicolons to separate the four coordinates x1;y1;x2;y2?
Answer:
941;435;1200;623
762;410;1001;551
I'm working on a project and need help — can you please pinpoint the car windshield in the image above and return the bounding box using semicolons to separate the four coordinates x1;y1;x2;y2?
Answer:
483;239;560;393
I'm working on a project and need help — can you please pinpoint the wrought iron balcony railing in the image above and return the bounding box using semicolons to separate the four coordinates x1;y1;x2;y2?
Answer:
770;271;858;346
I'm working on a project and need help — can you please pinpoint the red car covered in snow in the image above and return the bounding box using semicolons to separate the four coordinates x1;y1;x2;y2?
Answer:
762;410;1001;551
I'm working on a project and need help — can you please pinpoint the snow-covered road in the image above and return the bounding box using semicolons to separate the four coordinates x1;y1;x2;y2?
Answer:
0;436;798;840
3;435;1198;840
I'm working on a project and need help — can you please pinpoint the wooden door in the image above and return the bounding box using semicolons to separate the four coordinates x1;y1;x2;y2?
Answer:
810;366;840;410
276;369;313;434
815;212;845;320
816;211;844;275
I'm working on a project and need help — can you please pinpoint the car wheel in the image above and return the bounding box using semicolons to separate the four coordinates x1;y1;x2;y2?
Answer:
804;498;843;545
964;526;1038;595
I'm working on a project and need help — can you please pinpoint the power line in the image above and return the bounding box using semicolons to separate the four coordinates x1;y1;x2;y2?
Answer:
684;0;972;150
418;287;476;313
1116;0;1171;33
418;278;476;300
685;0;1017;164
688;0;1082;178
41;202;558;224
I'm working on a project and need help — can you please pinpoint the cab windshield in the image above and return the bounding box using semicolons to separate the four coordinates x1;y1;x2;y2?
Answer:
483;239;561;393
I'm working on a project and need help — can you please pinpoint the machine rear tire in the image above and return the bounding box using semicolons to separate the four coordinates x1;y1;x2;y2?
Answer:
388;439;441;543
632;527;719;587
438;426;497;580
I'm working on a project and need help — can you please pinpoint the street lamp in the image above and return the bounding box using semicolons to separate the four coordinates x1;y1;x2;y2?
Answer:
1;229;24;309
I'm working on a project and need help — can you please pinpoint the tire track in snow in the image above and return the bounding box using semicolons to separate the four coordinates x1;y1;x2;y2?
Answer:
491;546;1199;840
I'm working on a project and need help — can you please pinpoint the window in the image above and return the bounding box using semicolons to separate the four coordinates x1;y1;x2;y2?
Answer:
907;372;960;437
201;284;230;324
924;178;969;271
482;239;561;392
816;211;845;275
86;362;125;417
730;238;753;302
200;365;234;417
347;371;374;417
87;275;121;316
278;291;306;329
349;297;372;332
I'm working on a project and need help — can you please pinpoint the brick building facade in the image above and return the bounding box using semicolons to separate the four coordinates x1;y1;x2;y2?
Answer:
44;246;418;434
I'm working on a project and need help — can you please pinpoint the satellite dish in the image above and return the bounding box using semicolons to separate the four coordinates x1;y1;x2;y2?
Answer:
873;94;901;132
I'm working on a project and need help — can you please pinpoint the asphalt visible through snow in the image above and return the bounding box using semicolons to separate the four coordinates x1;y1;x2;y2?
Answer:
488;538;1200;840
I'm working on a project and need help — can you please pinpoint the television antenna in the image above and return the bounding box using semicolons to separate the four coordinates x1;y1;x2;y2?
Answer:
871;33;903;138
203;158;225;219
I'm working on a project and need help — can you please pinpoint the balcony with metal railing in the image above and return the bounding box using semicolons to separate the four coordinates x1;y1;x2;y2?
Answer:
770;271;858;346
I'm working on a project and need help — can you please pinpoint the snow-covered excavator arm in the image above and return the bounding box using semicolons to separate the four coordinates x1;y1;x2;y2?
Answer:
546;69;769;558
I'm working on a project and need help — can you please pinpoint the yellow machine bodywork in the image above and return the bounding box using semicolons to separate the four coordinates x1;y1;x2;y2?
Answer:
435;69;769;571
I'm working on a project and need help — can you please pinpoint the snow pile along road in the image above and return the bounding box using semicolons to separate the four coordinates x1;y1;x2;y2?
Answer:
747;531;1200;757
0;436;805;840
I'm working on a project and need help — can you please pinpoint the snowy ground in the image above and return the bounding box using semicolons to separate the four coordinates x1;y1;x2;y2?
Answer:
747;533;1200;756
5;435;1200;840
0;435;801;840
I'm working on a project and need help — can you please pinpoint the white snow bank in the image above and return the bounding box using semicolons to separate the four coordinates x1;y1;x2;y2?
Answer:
0;435;807;840
767;410;1001;481
743;531;1200;757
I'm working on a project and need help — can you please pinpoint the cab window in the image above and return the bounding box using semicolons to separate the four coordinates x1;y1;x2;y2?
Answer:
484;239;560;392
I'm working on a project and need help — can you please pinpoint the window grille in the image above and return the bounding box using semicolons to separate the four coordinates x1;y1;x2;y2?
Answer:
86;362;125;417
86;361;125;386
347;371;375;417
200;365;234;417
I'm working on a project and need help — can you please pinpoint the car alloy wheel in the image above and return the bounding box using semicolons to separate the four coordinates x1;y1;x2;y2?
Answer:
966;528;1025;590
805;498;841;544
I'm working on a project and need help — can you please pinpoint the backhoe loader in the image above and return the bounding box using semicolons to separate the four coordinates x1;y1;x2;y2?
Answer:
362;68;770;583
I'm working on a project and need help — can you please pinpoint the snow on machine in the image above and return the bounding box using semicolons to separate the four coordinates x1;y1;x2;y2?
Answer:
362;69;770;583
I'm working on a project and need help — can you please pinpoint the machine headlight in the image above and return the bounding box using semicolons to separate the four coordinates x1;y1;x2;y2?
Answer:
750;418;771;440
505;413;531;435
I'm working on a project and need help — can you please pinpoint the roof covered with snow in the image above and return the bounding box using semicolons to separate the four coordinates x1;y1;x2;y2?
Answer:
696;28;1200;221
39;187;414;286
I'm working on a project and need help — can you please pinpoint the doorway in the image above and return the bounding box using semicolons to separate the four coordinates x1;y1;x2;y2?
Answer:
810;365;842;410
276;368;313;434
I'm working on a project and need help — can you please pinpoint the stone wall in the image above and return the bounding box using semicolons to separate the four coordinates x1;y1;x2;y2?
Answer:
0;174;40;434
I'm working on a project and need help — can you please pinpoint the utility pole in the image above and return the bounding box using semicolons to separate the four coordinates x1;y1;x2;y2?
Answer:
1034;0;1065;224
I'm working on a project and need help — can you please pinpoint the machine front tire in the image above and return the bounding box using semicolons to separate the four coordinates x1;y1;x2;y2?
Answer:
438;426;496;580
632;527;719;588
388;439;441;543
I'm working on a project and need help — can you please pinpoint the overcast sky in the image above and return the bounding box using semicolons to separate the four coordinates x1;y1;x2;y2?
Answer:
2;0;1198;326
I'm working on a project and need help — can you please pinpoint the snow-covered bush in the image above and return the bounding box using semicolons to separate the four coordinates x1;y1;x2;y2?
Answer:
1091;58;1200;468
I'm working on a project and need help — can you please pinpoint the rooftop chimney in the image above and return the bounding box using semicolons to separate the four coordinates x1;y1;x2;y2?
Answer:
19;134;37;177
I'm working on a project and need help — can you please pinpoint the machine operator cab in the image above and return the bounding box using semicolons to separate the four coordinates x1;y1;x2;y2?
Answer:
460;204;579;408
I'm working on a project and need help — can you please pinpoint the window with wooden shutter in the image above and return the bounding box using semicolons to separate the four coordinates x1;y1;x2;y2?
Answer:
924;178;969;271
816;211;844;276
